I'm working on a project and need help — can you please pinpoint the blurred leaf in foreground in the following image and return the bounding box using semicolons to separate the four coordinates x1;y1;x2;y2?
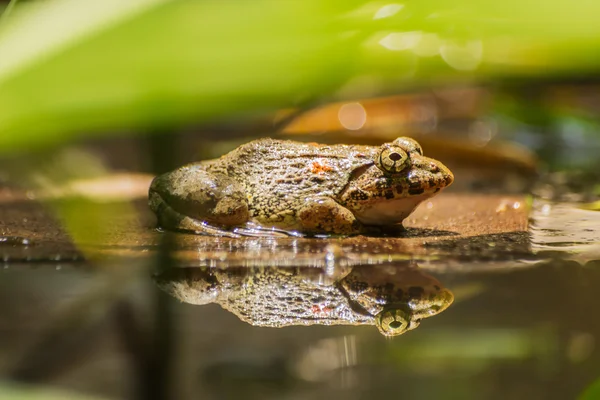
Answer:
0;382;108;400
580;377;600;400
0;0;599;151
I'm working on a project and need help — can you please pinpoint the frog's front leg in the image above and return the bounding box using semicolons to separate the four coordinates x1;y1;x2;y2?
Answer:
297;197;366;235
149;165;249;237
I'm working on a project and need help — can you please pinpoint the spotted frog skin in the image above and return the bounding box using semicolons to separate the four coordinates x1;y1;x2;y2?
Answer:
149;137;453;237
155;263;454;337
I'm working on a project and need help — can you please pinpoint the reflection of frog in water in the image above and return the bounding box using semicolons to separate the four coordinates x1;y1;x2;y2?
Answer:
149;137;453;237
155;262;453;337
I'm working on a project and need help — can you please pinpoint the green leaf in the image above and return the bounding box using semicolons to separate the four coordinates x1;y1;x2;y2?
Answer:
0;382;108;400
0;0;600;151
0;0;360;151
579;377;600;400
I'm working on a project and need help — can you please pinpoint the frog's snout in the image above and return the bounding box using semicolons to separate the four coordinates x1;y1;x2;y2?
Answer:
412;157;454;191
436;161;454;188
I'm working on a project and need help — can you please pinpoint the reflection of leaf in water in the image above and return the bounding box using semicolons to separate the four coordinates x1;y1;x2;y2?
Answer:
448;282;486;302
374;328;556;370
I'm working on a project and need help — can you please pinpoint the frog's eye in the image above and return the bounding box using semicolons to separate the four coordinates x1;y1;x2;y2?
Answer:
378;144;409;174
376;308;412;337
393;137;423;156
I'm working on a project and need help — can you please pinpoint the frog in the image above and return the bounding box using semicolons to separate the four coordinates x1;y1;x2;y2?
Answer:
149;137;453;237
154;262;454;337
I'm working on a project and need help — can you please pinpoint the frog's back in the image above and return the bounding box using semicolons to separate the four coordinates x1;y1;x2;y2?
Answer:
210;138;374;173
206;139;375;224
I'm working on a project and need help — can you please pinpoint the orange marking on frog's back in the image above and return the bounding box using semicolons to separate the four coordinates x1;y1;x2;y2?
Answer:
311;160;334;174
311;304;333;315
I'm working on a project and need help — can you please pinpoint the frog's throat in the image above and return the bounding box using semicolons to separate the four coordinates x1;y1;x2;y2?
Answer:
351;192;436;226
408;288;454;319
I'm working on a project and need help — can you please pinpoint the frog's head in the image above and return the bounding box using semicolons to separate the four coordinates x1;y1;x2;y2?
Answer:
338;137;453;226
341;264;454;337
375;287;454;336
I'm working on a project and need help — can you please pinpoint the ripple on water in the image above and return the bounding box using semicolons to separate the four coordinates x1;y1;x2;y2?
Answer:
529;198;600;263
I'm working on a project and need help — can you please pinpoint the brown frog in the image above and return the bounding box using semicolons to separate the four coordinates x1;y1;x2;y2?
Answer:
155;263;454;337
149;137;453;237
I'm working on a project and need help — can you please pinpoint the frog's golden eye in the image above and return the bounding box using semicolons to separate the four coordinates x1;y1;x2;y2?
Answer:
393;137;423;156
378;144;409;174
376;308;412;337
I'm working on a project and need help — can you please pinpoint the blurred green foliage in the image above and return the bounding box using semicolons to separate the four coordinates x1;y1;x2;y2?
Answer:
580;377;600;400
0;382;108;400
0;0;599;151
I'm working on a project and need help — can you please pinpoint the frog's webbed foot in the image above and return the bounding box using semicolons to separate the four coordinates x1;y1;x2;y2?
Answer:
149;165;249;237
297;197;364;236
